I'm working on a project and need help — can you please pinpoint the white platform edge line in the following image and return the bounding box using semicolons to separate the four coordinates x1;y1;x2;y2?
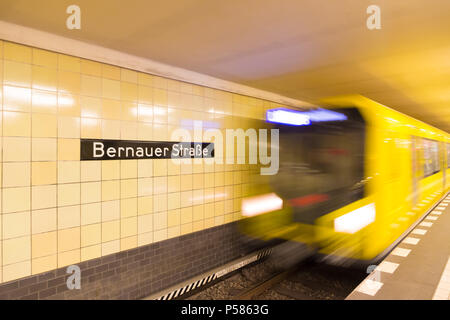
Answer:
432;256;450;300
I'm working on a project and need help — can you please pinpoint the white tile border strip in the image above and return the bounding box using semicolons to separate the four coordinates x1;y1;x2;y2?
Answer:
432;256;450;300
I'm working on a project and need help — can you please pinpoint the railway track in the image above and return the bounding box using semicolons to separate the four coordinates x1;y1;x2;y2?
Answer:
186;257;366;300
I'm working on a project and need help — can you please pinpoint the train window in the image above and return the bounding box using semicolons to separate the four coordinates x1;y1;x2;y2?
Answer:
422;139;440;177
267;108;366;223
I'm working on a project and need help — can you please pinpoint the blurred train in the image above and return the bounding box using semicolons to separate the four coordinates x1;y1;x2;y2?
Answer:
239;95;450;266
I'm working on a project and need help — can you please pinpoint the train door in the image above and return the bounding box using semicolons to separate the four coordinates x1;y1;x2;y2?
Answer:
411;136;419;206
443;142;446;191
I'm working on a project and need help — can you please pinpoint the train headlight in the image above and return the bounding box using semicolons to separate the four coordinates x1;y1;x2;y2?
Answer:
241;193;283;217
334;203;376;234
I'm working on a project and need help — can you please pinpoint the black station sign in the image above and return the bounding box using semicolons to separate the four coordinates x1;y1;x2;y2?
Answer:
81;139;214;160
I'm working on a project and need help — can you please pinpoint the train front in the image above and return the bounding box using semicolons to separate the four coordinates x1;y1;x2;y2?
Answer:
238;106;371;266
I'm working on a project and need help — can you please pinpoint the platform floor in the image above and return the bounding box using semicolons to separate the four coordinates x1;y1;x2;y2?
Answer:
347;192;450;300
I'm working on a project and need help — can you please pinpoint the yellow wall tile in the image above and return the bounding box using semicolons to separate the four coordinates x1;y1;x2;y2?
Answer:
58;54;80;72
138;213;153;234
81;223;101;247
168;176;180;193
121;160;137;179
138;85;152;104
120;179;137;199
121;236;137;251
81;117;101;138
3;111;31;137
121;68;138;83
32;185;56;210
81;203;101;225
33;48;57;68
58;227;80;252
102;78;120;100
32;66;57;92
137;196;153;215
154;211;167;230
102;64;121;80
153;88;168;106
137;104;153;123
32;208;57;234
58;71;80;93
168;193;180;210
32;231;57;258
120;121;137;140
121;217;137;238
3;162;30;187
57;138;80;160
153;194;167;212
58;92;80;116
102;220;120;242
121;198;137;218
3;187;31;213
81;161;101;182
167;226;180;239
32;137;56;161
32;162;57;185
57;183;80;207
154;159;167;176
101;200;120;222
4;42;32;63
180;223;193;235
32;255;57;274
3;85;31;112
58;161;80;183
102;160;119;180
138;232;153;246
58;249;80;267
2;211;30;239
102;240;120;256
153;229;167;242
121;82;138;102
81;182;101;204
102;180;120;201
81;244;101;261
81;96;101;118
102;98;121;120
122;101;137;121
58;116;80;138
32;113;57;137
58;205;80;229
4;60;32;87
81;59;101;76
167;209;180;227
3;236;31;265
193;205;204;221
81;75;102;97
2;261;31;282
138;72;153;86
102;119;121;139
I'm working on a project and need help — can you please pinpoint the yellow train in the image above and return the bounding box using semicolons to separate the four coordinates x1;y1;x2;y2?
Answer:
239;95;449;265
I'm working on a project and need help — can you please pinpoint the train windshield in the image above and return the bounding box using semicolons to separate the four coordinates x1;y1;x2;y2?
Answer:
270;108;366;223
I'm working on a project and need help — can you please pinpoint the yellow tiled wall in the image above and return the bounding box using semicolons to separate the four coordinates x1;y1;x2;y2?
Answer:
0;40;282;283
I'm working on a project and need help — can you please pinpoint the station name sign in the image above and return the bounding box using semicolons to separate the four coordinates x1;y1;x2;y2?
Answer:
81;139;214;160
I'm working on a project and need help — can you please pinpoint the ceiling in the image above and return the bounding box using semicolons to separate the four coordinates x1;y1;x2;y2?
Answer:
0;0;449;132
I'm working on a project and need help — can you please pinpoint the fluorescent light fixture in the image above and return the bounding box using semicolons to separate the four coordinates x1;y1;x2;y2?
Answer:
303;108;348;122
266;108;347;125
241;193;283;217
334;203;376;234
266;109;311;126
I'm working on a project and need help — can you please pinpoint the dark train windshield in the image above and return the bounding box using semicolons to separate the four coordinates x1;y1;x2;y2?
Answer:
270;108;366;223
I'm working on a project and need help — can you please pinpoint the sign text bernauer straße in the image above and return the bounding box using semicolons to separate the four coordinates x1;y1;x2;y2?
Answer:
80;139;214;160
